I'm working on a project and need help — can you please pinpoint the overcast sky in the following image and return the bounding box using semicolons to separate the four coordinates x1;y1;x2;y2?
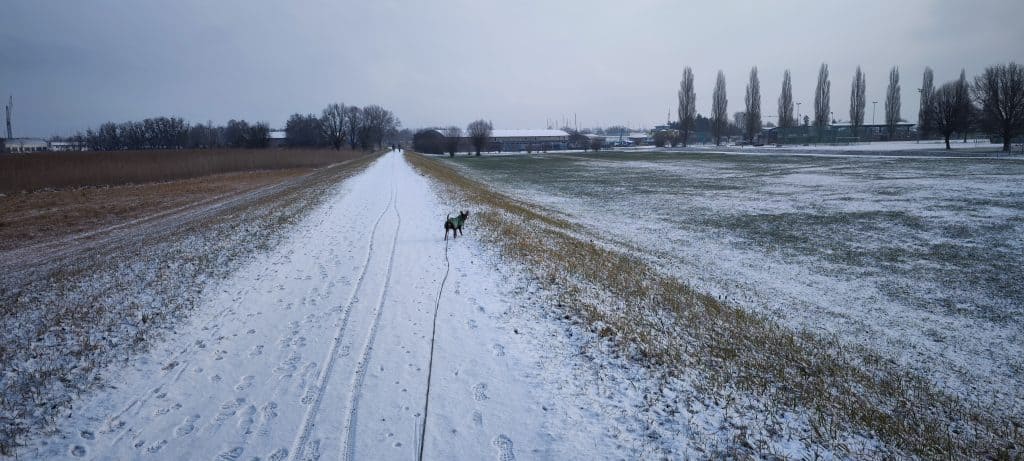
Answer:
3;0;1023;137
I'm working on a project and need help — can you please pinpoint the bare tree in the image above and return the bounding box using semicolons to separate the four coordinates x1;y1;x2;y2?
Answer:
590;136;605;151
813;63;831;138
360;105;397;149
973;62;1024;152
677;67;696;147
320;103;346;149
778;69;795;128
885;66;901;139
744;66;762;143
927;81;970;149
467;119;492;155
849;66;866;138
712;70;728;146
343;105;362;149
443;126;462;156
918;67;934;139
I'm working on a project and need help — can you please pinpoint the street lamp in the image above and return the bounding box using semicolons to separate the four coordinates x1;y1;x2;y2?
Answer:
916;88;923;143
796;102;802;120
872;101;878;125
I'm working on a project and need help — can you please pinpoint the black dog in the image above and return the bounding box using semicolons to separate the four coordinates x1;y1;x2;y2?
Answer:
444;211;469;240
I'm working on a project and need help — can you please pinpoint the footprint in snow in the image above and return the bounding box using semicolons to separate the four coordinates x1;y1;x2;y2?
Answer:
258;402;278;436
235;375;255;392
215;446;244;461
237;405;256;435
80;430;95;440
174;414;200;437
70;445;87;457
215;398;245;423
145;439;167;453
472;383;489;401
268;447;288;461
492;344;505;357
493;434;516;461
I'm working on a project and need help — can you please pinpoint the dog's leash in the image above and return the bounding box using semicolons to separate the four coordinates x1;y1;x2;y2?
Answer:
416;231;450;460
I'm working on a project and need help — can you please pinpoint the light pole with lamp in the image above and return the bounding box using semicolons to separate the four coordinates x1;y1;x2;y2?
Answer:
872;101;878;142
916;88;923;143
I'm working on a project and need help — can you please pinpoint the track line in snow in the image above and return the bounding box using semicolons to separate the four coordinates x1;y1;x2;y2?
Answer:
341;156;401;461
288;161;395;461
417;232;451;460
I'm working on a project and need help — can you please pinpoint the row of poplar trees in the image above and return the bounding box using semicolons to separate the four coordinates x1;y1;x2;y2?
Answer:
676;63;1024;151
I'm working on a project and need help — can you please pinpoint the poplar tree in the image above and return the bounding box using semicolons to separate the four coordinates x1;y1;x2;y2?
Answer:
885;66;901;139
813;63;831;138
677;67;696;147
744;66;762;142
712;70;728;146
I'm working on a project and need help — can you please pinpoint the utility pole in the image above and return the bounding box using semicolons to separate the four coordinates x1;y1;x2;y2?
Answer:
5;95;12;139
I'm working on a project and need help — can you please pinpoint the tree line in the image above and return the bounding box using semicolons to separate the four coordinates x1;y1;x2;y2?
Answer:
284;103;400;150
64;102;400;151
676;62;1024;151
412;119;495;156
71;118;272;151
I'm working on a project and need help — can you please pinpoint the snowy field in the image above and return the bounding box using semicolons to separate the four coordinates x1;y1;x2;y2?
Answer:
17;151;732;460
446;149;1024;416
11;149;1020;459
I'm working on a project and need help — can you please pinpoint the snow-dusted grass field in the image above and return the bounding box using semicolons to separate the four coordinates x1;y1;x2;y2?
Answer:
445;150;1024;417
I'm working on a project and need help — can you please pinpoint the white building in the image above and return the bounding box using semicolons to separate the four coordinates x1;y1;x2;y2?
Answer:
428;128;570;152
268;130;287;148
3;138;49;153
49;141;86;152
487;129;569;151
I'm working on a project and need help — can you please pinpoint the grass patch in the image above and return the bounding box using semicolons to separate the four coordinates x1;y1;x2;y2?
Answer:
407;151;1023;459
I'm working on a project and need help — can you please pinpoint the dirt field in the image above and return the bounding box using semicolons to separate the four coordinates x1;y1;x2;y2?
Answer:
0;148;365;193
0;168;313;252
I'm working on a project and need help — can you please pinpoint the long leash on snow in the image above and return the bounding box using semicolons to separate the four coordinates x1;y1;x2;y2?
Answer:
416;229;451;461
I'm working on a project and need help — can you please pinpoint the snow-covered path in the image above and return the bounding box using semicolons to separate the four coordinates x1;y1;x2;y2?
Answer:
25;151;617;460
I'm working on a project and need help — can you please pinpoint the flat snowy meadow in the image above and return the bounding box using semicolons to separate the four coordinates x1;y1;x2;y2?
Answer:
446;149;1024;416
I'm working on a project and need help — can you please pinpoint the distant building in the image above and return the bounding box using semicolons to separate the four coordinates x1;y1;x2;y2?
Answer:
3;137;48;153
417;128;570;153
487;129;569;151
764;122;915;144
49;141;86;152
626;132;649;146
268;130;287;148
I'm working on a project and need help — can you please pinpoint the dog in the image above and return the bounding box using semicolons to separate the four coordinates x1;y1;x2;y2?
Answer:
444;211;469;240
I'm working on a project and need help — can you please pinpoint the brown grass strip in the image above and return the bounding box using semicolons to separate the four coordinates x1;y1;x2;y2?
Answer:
0;148;367;193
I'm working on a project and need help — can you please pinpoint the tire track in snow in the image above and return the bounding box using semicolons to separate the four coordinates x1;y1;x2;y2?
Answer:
288;160;396;461
341;155;401;461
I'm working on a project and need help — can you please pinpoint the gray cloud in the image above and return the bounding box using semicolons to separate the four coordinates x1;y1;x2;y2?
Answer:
2;0;1022;137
